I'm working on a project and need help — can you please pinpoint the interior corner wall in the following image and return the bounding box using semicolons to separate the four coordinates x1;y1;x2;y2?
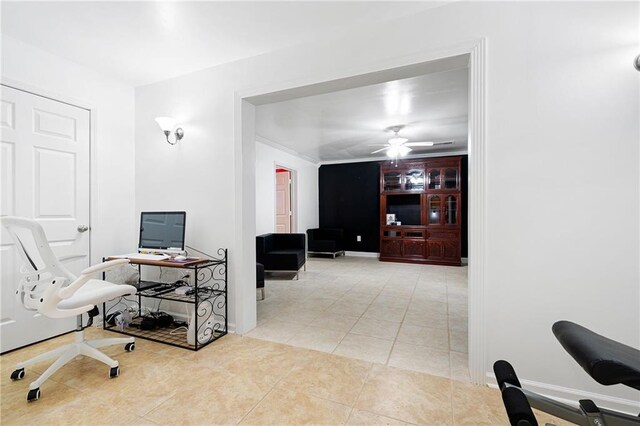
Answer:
1;36;137;265
133;1;639;406
255;141;319;236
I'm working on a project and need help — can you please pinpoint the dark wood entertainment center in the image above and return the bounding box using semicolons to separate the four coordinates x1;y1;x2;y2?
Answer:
379;156;462;266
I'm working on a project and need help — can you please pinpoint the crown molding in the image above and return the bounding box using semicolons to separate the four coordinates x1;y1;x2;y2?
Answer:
255;134;320;165
319;149;468;166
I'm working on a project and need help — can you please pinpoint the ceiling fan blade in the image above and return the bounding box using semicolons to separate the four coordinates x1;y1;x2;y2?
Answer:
405;140;455;147
371;147;390;154
405;142;434;147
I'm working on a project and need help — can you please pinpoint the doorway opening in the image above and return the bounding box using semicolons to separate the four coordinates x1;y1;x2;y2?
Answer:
275;166;294;233
249;61;470;381
235;39;486;384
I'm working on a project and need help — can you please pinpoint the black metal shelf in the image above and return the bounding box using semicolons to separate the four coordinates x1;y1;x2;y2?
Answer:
102;248;228;351
103;322;226;350
137;283;226;304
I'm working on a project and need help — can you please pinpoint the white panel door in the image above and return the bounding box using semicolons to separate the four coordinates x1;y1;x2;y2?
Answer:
275;170;291;233
0;85;91;352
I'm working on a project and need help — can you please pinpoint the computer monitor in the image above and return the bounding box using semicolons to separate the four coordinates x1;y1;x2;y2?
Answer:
139;211;186;251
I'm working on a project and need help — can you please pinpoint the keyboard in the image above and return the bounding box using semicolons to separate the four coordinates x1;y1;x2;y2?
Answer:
123;253;169;261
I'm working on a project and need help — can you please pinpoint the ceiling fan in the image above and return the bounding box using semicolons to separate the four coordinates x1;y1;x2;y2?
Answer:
371;125;453;158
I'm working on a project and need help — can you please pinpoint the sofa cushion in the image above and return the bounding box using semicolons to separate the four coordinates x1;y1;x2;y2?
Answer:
256;233;306;271
264;249;305;271
308;239;338;253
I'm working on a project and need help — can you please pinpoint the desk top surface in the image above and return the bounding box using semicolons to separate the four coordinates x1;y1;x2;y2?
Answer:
105;256;215;267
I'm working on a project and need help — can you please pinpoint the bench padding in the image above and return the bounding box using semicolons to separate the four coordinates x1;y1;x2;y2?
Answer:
553;320;640;390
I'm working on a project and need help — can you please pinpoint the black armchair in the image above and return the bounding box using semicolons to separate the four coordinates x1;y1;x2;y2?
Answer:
256;263;265;300
256;233;306;279
306;228;345;258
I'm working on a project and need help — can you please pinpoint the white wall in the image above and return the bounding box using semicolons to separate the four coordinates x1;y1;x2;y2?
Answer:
255;140;318;236
1;36;136;264
134;1;639;406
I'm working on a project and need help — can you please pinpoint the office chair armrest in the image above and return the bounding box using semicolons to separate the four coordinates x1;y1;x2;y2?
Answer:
58;259;129;300
80;258;130;276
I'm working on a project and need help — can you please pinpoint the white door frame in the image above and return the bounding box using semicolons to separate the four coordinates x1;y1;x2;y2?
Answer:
235;39;487;384
274;163;297;233
1;77;98;264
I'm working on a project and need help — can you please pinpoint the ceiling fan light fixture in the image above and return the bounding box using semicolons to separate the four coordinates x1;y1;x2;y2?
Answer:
398;145;412;156
387;147;399;158
388;137;408;145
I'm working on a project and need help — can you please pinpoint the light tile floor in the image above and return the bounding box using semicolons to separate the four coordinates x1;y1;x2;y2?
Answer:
249;256;470;381
0;329;570;425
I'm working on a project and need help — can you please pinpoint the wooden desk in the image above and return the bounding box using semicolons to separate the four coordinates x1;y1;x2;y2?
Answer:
105;256;211;267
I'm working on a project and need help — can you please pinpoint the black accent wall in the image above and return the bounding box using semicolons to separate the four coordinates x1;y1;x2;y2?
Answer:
319;156;468;256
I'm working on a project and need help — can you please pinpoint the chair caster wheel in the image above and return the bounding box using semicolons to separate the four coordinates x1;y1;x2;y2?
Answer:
26;388;40;402
124;342;135;352
109;366;120;378
10;368;25;380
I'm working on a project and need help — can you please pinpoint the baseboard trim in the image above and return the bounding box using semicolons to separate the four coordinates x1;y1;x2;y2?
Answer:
0;329;75;356
486;372;640;415
344;251;379;258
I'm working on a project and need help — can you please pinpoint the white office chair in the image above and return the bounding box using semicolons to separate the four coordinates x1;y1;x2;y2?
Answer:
1;216;137;402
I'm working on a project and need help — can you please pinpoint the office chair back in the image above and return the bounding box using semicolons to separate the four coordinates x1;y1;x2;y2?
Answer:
1;216;76;313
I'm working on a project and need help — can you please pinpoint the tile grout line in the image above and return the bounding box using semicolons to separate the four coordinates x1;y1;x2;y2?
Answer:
236;386;277;425
381;276;415;366
329;275;386;357
345;360;376;424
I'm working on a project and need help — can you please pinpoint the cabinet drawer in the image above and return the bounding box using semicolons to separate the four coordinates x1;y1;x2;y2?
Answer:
427;229;459;240
383;229;402;237
403;229;425;239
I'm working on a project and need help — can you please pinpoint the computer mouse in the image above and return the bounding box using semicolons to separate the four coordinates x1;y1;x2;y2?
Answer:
174;255;187;261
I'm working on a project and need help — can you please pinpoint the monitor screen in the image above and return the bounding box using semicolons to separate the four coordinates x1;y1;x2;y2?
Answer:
139;211;186;250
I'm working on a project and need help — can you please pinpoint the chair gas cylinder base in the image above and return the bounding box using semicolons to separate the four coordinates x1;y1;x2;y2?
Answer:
11;315;135;402
2;216;137;402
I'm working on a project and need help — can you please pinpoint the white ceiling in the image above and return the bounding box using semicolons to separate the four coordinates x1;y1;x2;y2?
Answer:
1;1;447;86
255;65;469;163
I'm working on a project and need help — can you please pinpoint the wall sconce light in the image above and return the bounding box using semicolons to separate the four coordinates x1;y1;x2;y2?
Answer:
155;116;184;145
635;54;640;72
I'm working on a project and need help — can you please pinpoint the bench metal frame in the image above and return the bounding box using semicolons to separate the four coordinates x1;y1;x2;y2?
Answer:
503;382;640;426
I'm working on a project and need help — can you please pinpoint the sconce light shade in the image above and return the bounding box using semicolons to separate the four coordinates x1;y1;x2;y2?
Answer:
155;116;177;132
635;54;640;72
155;116;184;145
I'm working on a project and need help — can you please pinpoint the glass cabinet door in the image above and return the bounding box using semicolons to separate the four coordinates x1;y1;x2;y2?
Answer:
427;169;441;190
444;168;459;190
428;195;441;224
383;172;402;191
405;169;424;191
444;195;458;225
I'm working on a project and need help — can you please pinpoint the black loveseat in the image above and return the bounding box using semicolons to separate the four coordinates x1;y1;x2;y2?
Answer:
307;228;345;258
256;233;306;279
